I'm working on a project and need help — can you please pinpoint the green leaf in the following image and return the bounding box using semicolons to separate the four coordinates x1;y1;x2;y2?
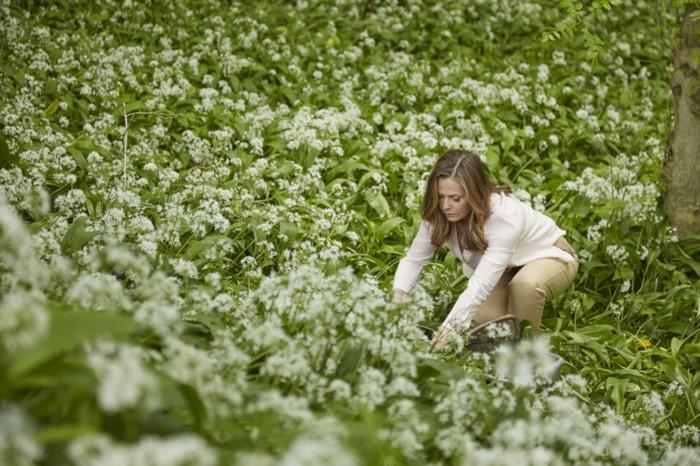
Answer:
61;217;100;253
34;424;96;444
267;136;287;153
280;86;297;105
377;244;404;255
606;376;629;412
358;169;386;190
416;356;464;381
0;131;17;169
184;235;224;260
8;306;136;377
66;146;87;171
671;337;682;358
178;383;207;427
659;359;676;380
377;217;404;237
124;101;145;112
365;192;392;218
280;221;299;241
679;343;700;357
43;99;60;117
336;342;364;377
614;266;634;280
326;160;369;179
576;324;615;337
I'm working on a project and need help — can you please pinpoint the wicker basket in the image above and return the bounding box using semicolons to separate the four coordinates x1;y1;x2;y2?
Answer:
466;314;521;353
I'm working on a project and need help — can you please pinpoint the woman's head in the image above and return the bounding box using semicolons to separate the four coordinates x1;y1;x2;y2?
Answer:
422;150;508;250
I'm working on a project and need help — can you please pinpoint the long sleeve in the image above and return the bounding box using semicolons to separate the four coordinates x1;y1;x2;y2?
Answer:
392;220;437;292
442;205;524;329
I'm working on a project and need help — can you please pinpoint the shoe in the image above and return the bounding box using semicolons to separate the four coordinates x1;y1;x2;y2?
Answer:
466;314;521;353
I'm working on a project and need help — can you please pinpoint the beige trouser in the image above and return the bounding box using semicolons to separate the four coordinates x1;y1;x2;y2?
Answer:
471;236;579;331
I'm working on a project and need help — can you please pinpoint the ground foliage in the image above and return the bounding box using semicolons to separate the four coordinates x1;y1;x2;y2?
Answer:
1;0;699;465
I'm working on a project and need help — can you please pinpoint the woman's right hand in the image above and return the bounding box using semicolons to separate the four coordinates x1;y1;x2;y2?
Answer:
430;325;451;351
392;289;407;304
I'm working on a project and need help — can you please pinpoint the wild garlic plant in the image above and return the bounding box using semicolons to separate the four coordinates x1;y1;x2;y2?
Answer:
1;0;698;464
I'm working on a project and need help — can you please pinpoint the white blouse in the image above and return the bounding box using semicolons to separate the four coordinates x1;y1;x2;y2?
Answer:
392;192;574;328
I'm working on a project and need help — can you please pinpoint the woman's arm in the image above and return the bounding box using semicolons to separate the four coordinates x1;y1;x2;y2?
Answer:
433;206;523;347
392;220;437;295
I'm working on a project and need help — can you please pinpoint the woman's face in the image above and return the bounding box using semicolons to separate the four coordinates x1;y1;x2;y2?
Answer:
437;177;471;222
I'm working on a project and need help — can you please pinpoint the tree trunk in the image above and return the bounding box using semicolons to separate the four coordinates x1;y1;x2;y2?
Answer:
665;6;700;238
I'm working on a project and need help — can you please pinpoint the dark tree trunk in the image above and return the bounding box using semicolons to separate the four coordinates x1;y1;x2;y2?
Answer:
665;6;700;238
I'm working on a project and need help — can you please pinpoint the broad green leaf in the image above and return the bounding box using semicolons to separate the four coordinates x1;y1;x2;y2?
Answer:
365;192;392;218
66;146;87;170
377;217;404;237
336;342;364;377
416;356;464;381
184;235;228;260
280;221;299;241
124;101;145;112
606;376;629;411
61;217;99;253
267;136;287;153
326;160;369;179
43;99;60;116
8;306;136;377
357;170;385;190
576;324;615;337
679;343;700;357
34;424;96;444
179;383;207;427
378;245;404;255
0;131;17;169
671;337;682;358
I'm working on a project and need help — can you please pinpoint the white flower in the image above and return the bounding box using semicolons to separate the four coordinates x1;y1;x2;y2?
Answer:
278;434;357;466
326;379;352;401
495;337;558;387
0;289;49;351
671;425;700;445
665;381;685;398
169;258;199;279
620;279;631;294
639;391;666;423
85;341;160;413
606;244;629;265
660;447;700;466
0;404;43;465
66;272;132;311
68;434;217;466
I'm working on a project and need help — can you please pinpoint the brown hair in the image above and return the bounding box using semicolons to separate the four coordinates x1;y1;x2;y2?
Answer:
421;150;510;251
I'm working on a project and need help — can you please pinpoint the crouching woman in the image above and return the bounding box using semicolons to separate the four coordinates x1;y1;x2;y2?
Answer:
392;150;579;350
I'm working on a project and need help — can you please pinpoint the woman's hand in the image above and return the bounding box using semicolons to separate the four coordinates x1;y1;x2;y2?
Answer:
392;289;407;304
430;325;451;351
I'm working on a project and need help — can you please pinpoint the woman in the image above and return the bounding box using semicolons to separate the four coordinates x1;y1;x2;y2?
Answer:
392;150;578;351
